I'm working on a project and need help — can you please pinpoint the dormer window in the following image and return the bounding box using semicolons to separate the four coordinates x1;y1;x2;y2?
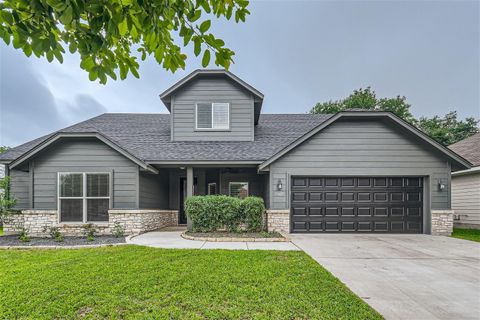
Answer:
196;102;230;130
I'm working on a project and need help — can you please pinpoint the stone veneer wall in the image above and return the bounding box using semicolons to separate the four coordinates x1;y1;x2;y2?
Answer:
266;209;290;233
3;209;178;237
431;210;454;236
109;209;178;235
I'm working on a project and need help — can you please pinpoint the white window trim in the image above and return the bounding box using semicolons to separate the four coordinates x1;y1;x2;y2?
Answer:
207;182;217;195
57;172;111;224
195;102;230;131
229;182;249;198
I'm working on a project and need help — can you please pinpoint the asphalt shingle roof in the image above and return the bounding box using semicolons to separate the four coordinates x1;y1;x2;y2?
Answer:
449;133;480;167
0;113;332;163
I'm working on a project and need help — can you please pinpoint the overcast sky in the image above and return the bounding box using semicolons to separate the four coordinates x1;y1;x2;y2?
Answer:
0;0;479;147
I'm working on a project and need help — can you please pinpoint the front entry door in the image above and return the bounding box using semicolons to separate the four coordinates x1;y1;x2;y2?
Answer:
179;177;197;225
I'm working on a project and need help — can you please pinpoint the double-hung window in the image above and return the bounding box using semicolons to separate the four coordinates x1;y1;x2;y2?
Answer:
196;102;230;130
58;173;110;223
229;182;249;199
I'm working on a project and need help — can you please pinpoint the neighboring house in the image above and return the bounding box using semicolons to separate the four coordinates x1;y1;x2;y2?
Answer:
0;70;471;236
449;133;480;229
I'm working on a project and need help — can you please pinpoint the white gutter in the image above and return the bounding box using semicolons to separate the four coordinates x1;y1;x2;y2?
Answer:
452;166;480;177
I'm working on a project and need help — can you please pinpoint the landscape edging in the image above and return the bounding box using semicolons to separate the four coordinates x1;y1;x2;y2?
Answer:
181;232;288;242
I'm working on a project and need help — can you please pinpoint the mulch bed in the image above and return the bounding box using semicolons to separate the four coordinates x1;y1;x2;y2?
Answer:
185;231;284;239
0;235;126;247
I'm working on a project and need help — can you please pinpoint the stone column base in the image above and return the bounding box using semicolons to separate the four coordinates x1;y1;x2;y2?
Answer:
431;210;454;236
266;209;290;233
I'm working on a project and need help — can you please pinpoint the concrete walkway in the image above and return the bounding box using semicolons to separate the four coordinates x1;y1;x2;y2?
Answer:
290;234;480;320
129;230;299;251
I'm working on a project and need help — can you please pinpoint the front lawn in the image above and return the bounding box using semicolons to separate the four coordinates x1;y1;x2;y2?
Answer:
0;246;382;319
452;228;480;242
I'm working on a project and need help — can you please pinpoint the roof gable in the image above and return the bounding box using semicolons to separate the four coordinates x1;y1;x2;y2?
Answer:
159;69;264;124
7;132;158;173
258;111;472;171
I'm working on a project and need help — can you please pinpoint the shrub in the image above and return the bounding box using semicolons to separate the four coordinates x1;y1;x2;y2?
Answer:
83;224;96;241
185;195;265;233
43;226;63;242
242;196;265;232
218;196;242;232
19;228;30;243
186;195;240;232
112;222;125;238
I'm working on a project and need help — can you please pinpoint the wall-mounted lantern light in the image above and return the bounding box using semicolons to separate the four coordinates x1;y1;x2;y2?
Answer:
277;179;283;191
438;181;446;191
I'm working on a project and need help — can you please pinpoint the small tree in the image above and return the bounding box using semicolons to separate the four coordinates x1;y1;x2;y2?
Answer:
0;176;16;224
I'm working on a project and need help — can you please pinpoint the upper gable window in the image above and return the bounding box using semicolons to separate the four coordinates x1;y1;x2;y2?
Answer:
196;103;230;130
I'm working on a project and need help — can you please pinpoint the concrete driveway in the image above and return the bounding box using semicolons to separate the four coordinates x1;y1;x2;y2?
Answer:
290;234;480;320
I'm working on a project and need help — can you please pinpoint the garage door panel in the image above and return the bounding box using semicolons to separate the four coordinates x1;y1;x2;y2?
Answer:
309;207;323;216
292;207;307;216
325;221;340;231
309;221;323;231
391;207;404;216
341;207;355;216
292;192;307;201
325;207;340;216
341;192;355;201
291;176;423;233
391;221;405;232
309;192;323;201
374;221;389;232
341;222;355;231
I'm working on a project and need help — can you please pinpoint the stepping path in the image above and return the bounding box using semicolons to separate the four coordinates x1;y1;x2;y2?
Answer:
128;230;299;251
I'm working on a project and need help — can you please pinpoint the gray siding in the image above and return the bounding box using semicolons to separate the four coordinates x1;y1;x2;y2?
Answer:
10;168;30;209
452;172;480;227
139;170;169;209
171;77;255;141
268;119;452;214
32;139;138;209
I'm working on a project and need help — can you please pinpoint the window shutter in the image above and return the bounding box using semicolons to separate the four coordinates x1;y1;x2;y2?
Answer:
212;103;229;129
197;103;212;129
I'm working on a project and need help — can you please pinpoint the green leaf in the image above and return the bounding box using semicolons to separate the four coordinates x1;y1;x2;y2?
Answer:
119;63;127;80
69;42;77;54
59;6;73;25
202;49;210;67
22;44;32;57
46;51;54;62
189;10;202;22
200;1;211;13
118;18;128;36
214;38;225;47
53;50;63;63
183;30;192;46
193;37;201;56
0;11;14;25
88;70;98;81
130;66;139;78
199;20;211;33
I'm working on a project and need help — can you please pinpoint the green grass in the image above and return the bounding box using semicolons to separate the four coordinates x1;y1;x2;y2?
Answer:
452;228;480;242
0;226;3;236
0;246;382;319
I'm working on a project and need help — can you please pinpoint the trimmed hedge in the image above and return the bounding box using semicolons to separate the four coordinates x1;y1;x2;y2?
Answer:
185;195;265;232
242;197;265;232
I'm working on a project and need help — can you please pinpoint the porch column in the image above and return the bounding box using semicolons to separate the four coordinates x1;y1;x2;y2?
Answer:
186;166;194;230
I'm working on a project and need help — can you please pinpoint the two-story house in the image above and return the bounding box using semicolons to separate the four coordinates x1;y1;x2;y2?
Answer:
0;69;471;236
